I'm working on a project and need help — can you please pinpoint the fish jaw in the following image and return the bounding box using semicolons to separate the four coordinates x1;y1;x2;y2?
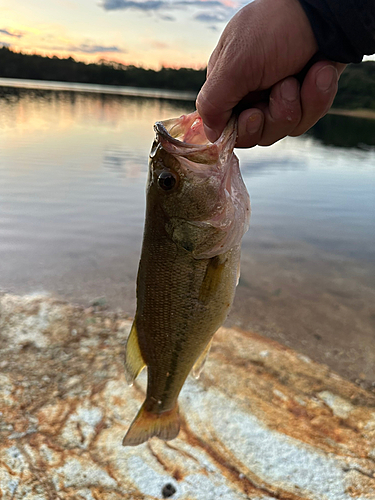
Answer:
159;111;210;146
154;110;237;165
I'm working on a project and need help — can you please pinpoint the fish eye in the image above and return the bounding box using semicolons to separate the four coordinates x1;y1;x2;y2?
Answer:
158;171;177;191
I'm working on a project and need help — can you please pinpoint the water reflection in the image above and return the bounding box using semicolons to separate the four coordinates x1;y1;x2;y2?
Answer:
102;146;147;179
308;113;375;148
0;85;374;386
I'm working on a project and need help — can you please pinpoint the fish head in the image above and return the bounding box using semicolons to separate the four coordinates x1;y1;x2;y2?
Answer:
147;111;250;259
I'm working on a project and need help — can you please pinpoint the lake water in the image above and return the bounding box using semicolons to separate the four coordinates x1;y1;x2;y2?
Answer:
0;82;374;386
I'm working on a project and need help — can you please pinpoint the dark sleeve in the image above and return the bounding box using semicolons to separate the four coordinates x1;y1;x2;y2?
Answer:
298;0;375;63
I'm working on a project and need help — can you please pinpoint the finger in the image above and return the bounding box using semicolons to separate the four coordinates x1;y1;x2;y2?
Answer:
257;77;302;147
290;61;346;136
196;67;244;143
197;45;233;142
196;7;257;143
236;108;265;148
206;44;221;77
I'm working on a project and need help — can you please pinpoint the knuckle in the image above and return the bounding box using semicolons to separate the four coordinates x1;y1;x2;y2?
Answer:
270;100;301;125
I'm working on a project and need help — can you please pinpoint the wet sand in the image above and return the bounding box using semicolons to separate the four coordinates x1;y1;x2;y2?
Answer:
2;294;374;499
230;235;375;391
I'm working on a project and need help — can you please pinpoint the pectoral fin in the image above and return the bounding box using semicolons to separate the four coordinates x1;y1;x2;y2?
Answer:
124;321;146;386
192;339;213;379
198;254;227;305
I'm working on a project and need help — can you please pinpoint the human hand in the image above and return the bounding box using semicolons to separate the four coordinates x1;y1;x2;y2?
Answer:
196;0;346;148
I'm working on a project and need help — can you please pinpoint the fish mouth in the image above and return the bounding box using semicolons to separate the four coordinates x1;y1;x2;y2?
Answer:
154;111;237;163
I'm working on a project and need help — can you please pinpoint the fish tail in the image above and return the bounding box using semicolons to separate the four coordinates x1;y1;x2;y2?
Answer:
122;403;180;446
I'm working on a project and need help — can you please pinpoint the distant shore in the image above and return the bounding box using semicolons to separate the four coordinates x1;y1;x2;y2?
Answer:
0;77;196;101
1;47;375;115
1;77;375;120
329;108;375;120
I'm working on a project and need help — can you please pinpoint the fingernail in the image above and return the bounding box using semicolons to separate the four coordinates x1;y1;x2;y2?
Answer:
246;112;262;134
203;124;220;143
316;66;337;92
280;78;299;102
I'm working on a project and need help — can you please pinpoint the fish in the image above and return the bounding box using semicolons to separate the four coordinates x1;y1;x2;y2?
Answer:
122;111;250;446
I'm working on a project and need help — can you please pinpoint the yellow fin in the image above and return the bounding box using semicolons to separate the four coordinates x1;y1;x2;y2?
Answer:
198;254;227;305
124;321;146;386
192;339;213;379
122;403;180;446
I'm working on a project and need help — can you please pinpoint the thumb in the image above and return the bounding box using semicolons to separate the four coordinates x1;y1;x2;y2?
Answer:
196;67;243;143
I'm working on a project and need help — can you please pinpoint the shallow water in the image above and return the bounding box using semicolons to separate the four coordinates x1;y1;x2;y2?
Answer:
0;83;374;385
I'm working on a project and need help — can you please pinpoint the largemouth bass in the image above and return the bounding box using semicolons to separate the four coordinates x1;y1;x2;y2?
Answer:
123;111;250;446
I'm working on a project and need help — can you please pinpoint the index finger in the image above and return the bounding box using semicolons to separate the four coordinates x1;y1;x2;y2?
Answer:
196;66;244;143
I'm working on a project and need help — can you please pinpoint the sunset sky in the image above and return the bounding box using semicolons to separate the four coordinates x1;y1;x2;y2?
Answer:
1;1;374;70
0;0;247;69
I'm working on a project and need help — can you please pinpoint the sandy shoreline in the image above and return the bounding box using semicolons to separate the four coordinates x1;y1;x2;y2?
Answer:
1;293;374;499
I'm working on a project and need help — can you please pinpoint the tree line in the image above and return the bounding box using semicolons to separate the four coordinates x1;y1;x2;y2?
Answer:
333;61;375;110
0;46;374;109
0;47;205;92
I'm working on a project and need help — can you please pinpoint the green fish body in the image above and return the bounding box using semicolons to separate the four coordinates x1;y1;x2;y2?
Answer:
123;112;250;446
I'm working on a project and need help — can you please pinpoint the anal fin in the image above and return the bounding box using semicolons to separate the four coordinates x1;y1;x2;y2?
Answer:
122;403;180;446
192;338;213;379
124;321;146;386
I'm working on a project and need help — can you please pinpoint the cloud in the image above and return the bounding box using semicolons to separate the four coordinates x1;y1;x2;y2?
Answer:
176;1;224;5
102;0;164;10
50;43;124;54
102;0;228;11
73;43;123;53
100;0;238;29
0;28;23;38
0;42;11;47
159;14;175;21
194;12;227;22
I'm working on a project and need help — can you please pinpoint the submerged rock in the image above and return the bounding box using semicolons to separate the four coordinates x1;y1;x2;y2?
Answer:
0;293;374;499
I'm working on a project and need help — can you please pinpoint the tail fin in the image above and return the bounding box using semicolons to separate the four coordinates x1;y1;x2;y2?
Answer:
122;403;180;446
